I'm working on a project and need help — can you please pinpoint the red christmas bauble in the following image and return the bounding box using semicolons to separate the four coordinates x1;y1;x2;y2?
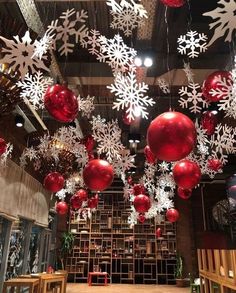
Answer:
44;84;78;122
166;208;179;223
173;159;201;189
81;135;94;152
177;187;192;200
83;159;114;191
138;214;146;224
43;172;65;193
133;184;146;196
147;111;196;162
207;158;223;172
56;201;68;215
133;194;151;213
75;189;88;202
70;193;82;210
156;228;162;238
202;71;233;102
160;0;185;7
144;145;157;164
123;112;134;125
0;138;7;156
127;176;133;186
88;194;99;209
201;110;218;135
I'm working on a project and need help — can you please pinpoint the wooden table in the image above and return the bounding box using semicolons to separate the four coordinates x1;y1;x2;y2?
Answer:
3;278;39;293
88;272;108;286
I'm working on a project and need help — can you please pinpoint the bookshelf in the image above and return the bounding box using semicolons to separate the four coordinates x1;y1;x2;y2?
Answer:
66;194;176;284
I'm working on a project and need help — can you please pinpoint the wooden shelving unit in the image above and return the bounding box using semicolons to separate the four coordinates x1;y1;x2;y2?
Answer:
66;194;176;284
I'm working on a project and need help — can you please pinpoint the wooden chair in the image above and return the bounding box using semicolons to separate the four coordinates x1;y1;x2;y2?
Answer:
3;278;39;293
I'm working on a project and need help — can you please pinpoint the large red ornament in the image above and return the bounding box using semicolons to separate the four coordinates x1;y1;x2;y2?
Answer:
133;184;146;196
156;228;162;238
56;201;68;215
70;193;82;210
144;145;157;164
147;111;196;162
133;194;151;213
177;187;192;200
201;110;218;135
88;194;99;209
160;0;185;7
75;189;88;202
202;71;233;102
173;159;201;189
0;138;7;156
44;84;78;122
81;135;95;152
207;158;223;172
166;208;179;223
83;159;114;191
138;214;146;224
43;172;65;193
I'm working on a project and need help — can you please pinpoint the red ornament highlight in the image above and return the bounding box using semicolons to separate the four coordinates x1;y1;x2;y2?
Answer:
83;159;114;191
177;187;192;200
147;111;196;162
160;0;185;7
201;110;218;135
133;194;151;213
0;138;7;156
144;145;157;164
173;159;201;189
56;201;68;215
43;172;65;193
166;208;179;223
44;84;78;123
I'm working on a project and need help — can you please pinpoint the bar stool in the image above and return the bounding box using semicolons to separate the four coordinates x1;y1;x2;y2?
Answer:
3;278;39;293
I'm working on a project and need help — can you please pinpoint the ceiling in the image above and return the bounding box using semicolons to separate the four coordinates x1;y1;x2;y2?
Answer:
0;0;235;182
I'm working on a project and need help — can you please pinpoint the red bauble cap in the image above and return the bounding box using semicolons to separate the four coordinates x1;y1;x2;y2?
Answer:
43;172;65;193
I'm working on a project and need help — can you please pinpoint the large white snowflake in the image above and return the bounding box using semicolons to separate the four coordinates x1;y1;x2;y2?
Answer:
108;70;155;120
179;82;208;113
91;116;125;162
177;31;208;59
78;95;95;118
106;0;148;17
32;32;54;60
0;31;49;79
157;78;170;94
17;71;53;109
47;8;88;56
113;149;135;178
203;0;236;46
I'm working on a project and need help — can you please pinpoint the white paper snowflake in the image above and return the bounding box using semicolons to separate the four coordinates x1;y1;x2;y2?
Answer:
32;32;54;60
113;149;135;178
123;182;132;201
78;95;95;118
106;0;148;18
177;31;208;58
157;78;170;94
0;143;13;167
17;71;53;109
47;8;88;56
82;29;102;57
158;162;171;173
203;0;236;46
108;70;155;120
183;62;194;83
0;31;49;79
91;116;125;162
179;82;208;113
141;163;157;187
55;189;67;200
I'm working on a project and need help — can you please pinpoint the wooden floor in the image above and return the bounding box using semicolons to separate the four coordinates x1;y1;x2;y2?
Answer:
66;283;190;293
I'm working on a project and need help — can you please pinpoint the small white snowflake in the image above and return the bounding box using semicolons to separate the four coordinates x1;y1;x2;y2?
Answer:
82;29;102;57
113;149;135;178
158;162;171;173
0;31;49;79
17;71;53;109
183;62;194;83
177;30;208;58
32;32;54;59
106;0;148;18
108;69;155;120
157;78;170;94
78;95;95;118
55;189;67;200
203;0;236;46
179;82;208;113
47;8;88;56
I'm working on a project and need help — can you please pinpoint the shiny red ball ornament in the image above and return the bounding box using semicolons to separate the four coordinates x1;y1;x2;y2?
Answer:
147;111;196;162
44;84;78;122
0;138;7;156
144;145;157;164
133;184;146;196
123;112;134;125
156;228;162;238
56;201;68;215
201;110;218;135
202;71;233;102
43;172;65;193
83;159;114;191
173;159;201;189
207;158;223;172
81;135;95;152
133;194;151;213
166;208;179;223
138;214;146;224
70;193;82;210
76;189;88;202
88;194;99;209
160;0;185;7
177;187;192;200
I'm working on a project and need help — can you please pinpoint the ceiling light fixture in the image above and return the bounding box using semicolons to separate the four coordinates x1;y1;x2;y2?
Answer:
15;115;24;128
134;56;143;67
144;57;153;68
